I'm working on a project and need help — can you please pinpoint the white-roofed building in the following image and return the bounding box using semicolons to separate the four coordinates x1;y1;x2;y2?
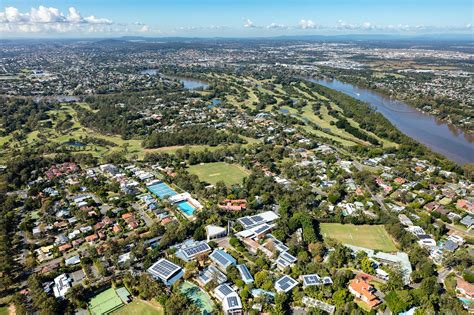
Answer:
147;258;184;286
53;274;72;299
237;264;254;284
210;249;236;271
175;240;211;262
276;251;297;271
206;225;227;241
275;275;298;293
214;284;243;315
237;211;279;229
198;265;227;286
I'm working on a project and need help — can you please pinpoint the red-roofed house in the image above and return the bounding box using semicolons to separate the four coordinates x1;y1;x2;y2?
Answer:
122;213;133;220
219;199;247;212
58;243;72;252
85;234;98;243
348;279;381;309
456;277;474;300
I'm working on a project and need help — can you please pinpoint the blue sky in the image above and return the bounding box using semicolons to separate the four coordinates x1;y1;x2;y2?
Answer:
1;0;472;37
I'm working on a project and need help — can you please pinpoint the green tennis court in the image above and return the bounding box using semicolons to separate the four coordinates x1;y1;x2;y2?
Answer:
89;287;124;315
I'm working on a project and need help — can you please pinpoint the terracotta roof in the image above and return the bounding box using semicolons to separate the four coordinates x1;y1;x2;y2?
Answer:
349;279;381;308
85;234;98;242
58;243;72;252
457;277;474;297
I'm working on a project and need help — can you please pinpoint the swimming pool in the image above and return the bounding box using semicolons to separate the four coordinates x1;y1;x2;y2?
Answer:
177;201;196;216
458;297;472;305
147;182;177;199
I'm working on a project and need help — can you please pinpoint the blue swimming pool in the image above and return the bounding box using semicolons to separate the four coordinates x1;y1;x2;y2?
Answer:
177;201;195;216
147;182;177;199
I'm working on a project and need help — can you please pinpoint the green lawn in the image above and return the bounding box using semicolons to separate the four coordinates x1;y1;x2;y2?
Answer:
320;223;397;252
0;306;9;315
112;300;163;315
188;162;250;186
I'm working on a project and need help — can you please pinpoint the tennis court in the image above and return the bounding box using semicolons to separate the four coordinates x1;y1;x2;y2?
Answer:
89;287;124;315
147;182;177;199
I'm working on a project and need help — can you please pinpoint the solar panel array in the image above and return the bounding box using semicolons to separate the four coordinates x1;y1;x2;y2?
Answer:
322;276;333;284
266;234;289;252
210;250;234;268
149;259;180;280
227;296;239;308
253;224;271;235
238;217;253;227
217;284;234;296
276;256;291;269
238;213;273;229
182;242;211;258
237;264;254;282
276;275;297;292
280;251;297;263
303;274;322;286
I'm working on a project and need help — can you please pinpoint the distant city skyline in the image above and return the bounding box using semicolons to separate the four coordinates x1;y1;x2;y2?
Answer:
1;0;472;37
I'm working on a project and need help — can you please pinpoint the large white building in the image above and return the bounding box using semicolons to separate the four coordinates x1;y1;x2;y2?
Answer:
53;274;72;299
214;283;243;315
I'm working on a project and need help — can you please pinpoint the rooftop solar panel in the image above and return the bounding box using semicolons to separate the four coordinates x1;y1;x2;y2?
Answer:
210;250;235;268
227;296;239;308
239;217;253;226
252;215;264;222
322;276;333;284
218;284;234;296
182;242;211;257
276;275;297;292
303;274;321;285
253;224;271;235
280;251;297;263
149;259;181;280
276;257;291;268
237;264;253;282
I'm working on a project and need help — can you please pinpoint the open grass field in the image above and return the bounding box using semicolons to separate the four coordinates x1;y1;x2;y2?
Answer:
188;162;250;186
112;300;163;315
320;223;397;252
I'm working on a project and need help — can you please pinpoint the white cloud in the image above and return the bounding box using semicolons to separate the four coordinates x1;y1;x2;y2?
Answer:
244;18;256;28
0;5;112;26
84;16;112;25
138;25;149;33
362;22;373;30
67;7;83;24
30;5;64;23
266;22;287;29
298;19;316;29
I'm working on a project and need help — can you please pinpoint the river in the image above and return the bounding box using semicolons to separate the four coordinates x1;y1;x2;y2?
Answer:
307;78;473;165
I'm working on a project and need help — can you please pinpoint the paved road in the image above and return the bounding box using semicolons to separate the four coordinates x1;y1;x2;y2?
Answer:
439;220;473;238
437;267;452;284
132;202;154;227
34;250;80;272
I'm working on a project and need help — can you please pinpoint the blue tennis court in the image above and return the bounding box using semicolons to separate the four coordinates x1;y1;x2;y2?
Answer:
147;182;177;199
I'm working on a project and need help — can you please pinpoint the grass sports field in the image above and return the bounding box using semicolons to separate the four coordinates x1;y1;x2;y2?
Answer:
188;162;250;186
112;300;163;315
88;288;124;315
320;223;397;252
